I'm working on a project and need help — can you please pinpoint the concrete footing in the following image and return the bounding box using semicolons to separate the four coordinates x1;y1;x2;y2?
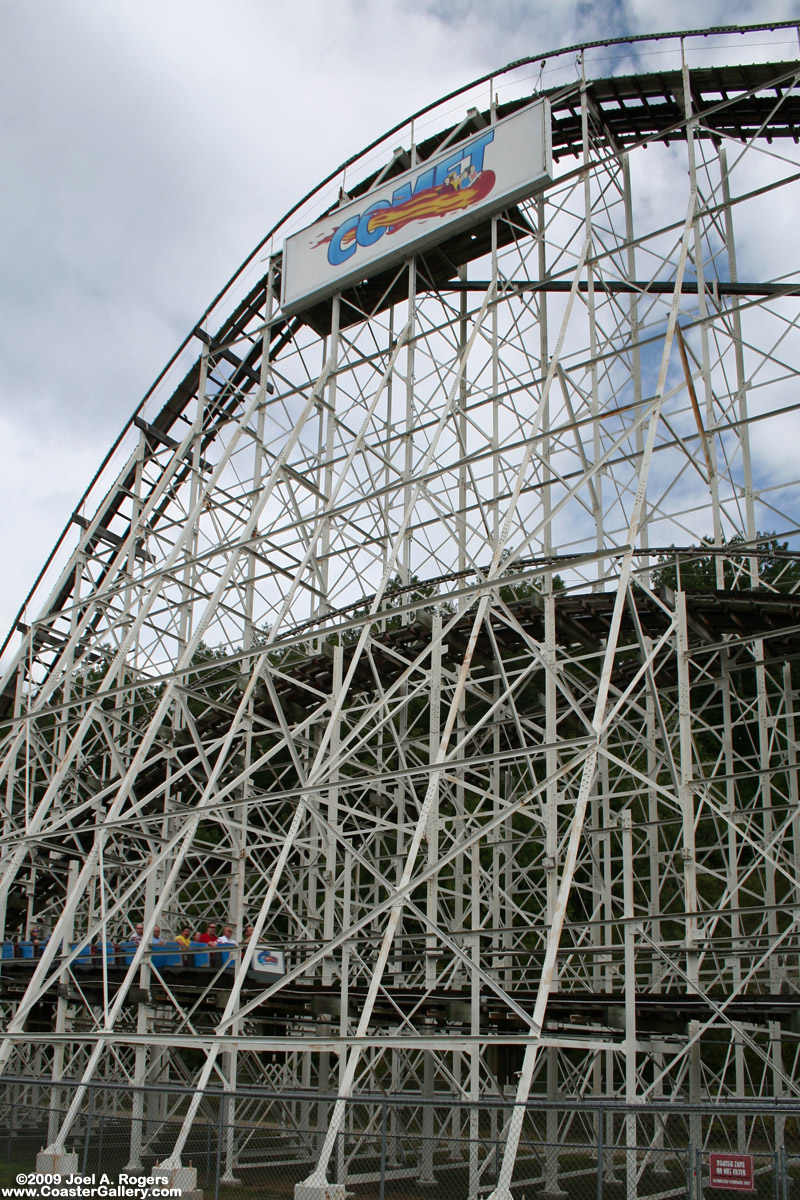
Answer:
295;1183;346;1200
154;1164;200;1197
36;1151;78;1175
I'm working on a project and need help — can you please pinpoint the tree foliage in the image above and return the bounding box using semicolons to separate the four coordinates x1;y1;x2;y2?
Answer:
651;533;800;593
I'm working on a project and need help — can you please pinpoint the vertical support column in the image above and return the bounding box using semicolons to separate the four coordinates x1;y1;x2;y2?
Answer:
676;593;701;1141
590;651;605;1147
300;1046;312;1138
118;440;145;752
644;652;661;971
622;154;647;568
644;641;667;1166
324;644;343;974
489;90;501;549
468;929;480;1200
580;56;603;587
721;649;745;1143
393;708;407;991
318;293;340;615
381;300;395;575
426;612;442;992
492;207;501;550
339;847;352;1125
335;1084;345;1188
243;265;274;651
176;343;211;665
47;860;79;1146
223;275;275;1181
220;706;251;1184
125;867;157;1170
719;146;757;580
681;82;722;575
457;264;468;579
419;1045;436;1187
543;591;562;1195
388;1049;399;1168
755;643;784;1134
449;1049;461;1159
540;172;559;1181
221;939;241;1182
600;752;617;1183
687;138;722;573
785;664;800;906
419;612;441;1187
320;642;343;1162
336;842;352;1185
621;811;638;1200
402;259;416;586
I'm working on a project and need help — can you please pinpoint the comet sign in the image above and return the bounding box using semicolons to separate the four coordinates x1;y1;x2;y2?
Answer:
282;98;552;315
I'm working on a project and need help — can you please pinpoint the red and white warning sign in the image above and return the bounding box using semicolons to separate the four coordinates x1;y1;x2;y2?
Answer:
709;1153;755;1190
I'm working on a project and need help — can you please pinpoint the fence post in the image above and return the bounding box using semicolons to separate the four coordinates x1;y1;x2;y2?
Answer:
776;1148;790;1200
214;1094;224;1200
81;1084;96;1174
379;1100;388;1200
696;1146;703;1200
597;1109;603;1200
777;1147;786;1200
97;1105;104;1170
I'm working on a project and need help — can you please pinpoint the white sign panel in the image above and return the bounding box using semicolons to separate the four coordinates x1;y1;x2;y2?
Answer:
248;946;286;980
282;98;552;315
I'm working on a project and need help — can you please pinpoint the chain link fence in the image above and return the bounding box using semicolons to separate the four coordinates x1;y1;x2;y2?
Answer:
2;1078;800;1199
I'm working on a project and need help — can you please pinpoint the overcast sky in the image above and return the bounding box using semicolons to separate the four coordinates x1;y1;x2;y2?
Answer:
1;0;798;639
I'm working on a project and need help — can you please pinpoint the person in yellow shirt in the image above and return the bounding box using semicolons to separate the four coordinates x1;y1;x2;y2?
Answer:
175;926;192;965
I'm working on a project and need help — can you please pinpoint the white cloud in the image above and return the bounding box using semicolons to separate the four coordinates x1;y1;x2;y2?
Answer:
0;0;797;638
0;413;107;633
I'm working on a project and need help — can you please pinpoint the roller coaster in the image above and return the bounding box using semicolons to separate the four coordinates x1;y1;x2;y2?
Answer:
3;22;800;1200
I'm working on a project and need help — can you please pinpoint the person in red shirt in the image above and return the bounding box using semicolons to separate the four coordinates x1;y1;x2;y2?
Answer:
196;922;217;945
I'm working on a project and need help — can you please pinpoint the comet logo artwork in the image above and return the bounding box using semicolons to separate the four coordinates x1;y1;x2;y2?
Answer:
282;100;551;314
315;129;496;267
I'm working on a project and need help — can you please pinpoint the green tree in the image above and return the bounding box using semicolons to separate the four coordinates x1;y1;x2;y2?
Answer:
652;533;800;593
